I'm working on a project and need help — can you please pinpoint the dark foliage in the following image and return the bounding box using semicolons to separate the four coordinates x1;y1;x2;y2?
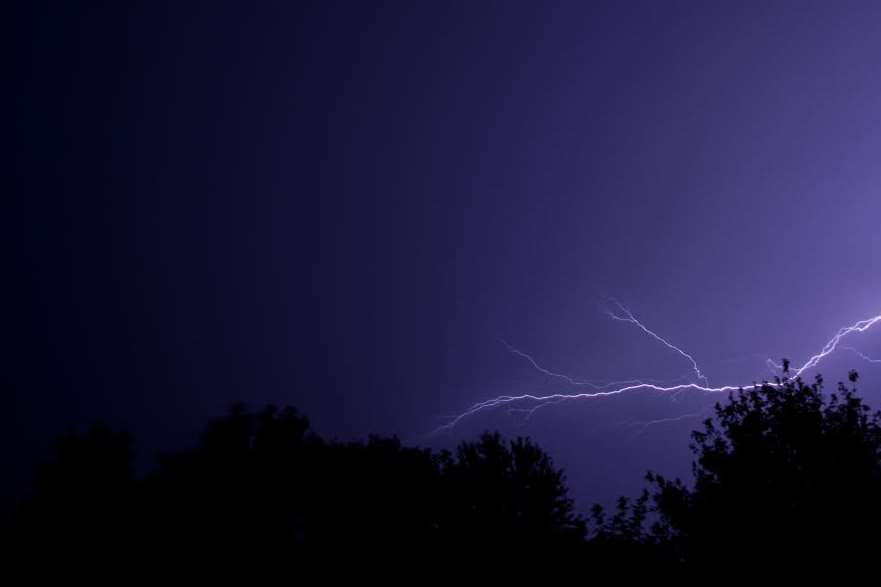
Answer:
439;432;585;546
596;371;881;568
651;372;881;566
13;424;135;556
10;405;583;562
10;370;881;570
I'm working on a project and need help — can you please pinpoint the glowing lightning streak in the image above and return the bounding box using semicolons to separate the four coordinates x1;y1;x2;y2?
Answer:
438;383;744;432
779;314;881;377
508;398;571;422
843;346;881;364
606;299;709;387
623;411;706;438
500;327;699;421
500;339;690;391
436;310;881;432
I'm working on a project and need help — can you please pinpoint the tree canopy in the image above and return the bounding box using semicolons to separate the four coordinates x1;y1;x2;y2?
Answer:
646;371;881;567
9;370;881;570
11;404;584;561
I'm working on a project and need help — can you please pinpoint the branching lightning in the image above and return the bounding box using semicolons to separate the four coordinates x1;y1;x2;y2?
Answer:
786;315;881;375
437;307;881;432
844;346;881;364
605;299;709;387
623;411;706;437
499;338;693;391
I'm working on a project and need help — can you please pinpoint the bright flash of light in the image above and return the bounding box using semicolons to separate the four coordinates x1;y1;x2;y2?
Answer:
437;309;881;432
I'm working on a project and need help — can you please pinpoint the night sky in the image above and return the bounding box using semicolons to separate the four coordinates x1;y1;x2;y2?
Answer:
7;1;881;513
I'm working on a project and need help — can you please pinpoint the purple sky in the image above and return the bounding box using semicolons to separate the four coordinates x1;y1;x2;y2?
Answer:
7;0;881;511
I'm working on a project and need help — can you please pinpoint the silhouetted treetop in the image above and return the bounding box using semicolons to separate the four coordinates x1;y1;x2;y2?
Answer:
648;373;881;566
440;432;585;544
12;403;585;560
11;370;881;570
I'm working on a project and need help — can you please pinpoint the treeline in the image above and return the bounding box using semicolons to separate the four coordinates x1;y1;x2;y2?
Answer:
8;372;881;569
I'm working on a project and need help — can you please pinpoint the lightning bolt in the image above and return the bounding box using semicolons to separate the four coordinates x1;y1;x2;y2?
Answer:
507;398;571;422
436;309;881;432
605;299;709;386
623;411;706;438
500;338;693;391
843;346;881;364
766;315;881;377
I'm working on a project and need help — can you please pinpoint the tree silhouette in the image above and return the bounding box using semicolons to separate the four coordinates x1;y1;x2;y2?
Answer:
12;404;584;560
12;370;881;567
439;432;585;547
13;423;135;560
141;404;311;557
647;372;881;567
